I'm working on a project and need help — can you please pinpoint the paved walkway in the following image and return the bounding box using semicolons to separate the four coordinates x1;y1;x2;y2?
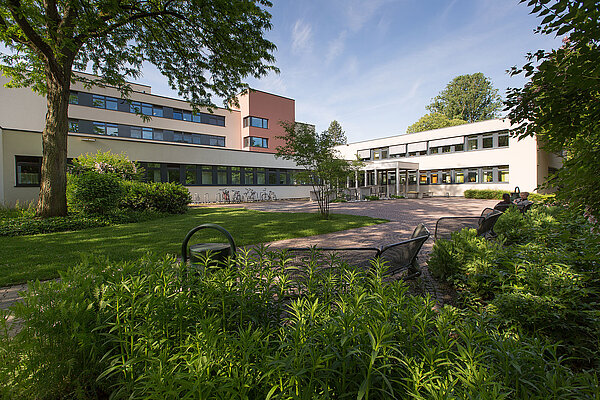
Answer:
0;198;497;316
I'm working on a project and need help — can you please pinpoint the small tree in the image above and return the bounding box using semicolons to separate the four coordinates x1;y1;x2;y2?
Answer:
276;122;352;218
427;73;503;123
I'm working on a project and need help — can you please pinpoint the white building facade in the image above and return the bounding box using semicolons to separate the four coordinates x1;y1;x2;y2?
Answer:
335;120;561;198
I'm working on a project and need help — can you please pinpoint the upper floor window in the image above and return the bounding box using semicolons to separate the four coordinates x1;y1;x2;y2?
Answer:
244;116;268;129
467;136;478;151
244;136;268;148
69;92;78;105
93;95;118;110
498;132;509;147
372;147;389;160
482;134;494;149
68;119;79;133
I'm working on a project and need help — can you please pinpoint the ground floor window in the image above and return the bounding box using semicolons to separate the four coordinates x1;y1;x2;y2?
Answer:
16;156;41;186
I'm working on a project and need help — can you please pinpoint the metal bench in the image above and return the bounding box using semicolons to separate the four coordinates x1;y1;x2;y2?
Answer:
287;224;430;279
434;208;503;241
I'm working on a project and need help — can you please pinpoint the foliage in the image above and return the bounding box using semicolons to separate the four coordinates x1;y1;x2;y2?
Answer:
463;189;555;203
70;151;143;181
364;195;381;201
406;112;466;133
506;0;600;220
0;208;386;286
121;181;191;214
0;0;277;217
327;119;347;145
276;122;353;218
426;73;503;123
428;206;600;366
0;201;36;219
67;171;124;215
2;252;598;399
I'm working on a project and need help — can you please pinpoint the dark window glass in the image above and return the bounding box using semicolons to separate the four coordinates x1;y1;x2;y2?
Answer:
217;167;227;185
455;171;465;183
256;168;266;185
430;147;439;154
183;133;193;143
268;169;277;185
482;135;493;149
192;135;202;145
106;124;118;136
231;167;241;185
130;102;141;113
93;122;105;135
106;97;118;110
173;110;182;120
16;156;41;186
168;166;180;183
68;119;79;132
468;170;479;183
174;132;183;142
153;106;163;117
498;134;509;147
279;171;288;185
441;171;451;184
186;166;197;185
442;146;451;153
142;128;153;140
483;168;494;182
92;95;105;108
467;136;478;151
499;166;509;182
454;144;464;152
182;111;192;121
243;168;254;185
69;92;78;105
154;130;163;141
201;167;213;185
193;114;202;123
131;127;141;138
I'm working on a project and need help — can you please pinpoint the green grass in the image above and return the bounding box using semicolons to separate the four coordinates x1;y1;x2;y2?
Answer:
0;207;387;286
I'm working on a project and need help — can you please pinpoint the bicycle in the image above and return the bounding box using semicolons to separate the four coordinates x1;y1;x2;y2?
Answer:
259;189;269;202
268;191;277;201
243;188;257;202
231;190;242;203
217;188;230;203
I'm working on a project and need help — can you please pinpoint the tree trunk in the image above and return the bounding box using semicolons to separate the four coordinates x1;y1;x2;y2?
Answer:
36;69;71;217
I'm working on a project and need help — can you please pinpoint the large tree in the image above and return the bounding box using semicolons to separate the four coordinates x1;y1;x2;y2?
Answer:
276;121;352;219
0;0;277;217
426;73;502;123
406;112;466;133
506;0;600;220
327;119;347;145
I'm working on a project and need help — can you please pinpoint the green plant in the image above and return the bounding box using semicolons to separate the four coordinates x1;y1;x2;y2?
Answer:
70;151;144;181
364;195;380;201
2;252;598;399
67;171;124;215
463;189;506;199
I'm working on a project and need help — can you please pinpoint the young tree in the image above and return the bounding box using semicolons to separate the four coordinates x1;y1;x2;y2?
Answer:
0;0;277;217
506;0;600;219
327;120;347;145
406;112;466;133
426;73;503;123
276;121;352;219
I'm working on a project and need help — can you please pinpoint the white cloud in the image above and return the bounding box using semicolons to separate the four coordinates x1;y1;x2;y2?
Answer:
291;20;313;53
326;31;348;64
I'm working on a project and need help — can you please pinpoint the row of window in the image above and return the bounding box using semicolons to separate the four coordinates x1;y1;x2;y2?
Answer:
140;163;303;186
68;119;226;147
360;131;509;161
243;116;269;129
243;136;269;148
69;92;226;127
351;165;509;187
14;156;304;187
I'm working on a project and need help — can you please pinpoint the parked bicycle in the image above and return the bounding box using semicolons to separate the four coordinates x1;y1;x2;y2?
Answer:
216;188;230;203
243;188;257;202
231;190;242;203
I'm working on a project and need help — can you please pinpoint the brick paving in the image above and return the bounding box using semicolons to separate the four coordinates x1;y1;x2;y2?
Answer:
0;198;497;326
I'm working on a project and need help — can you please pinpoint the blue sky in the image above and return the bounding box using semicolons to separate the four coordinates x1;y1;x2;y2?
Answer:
133;1;562;142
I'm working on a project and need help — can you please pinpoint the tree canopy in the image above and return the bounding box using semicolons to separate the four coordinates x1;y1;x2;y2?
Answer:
505;0;600;220
276;121;352;218
327;120;347;145
0;0;277;217
426;73;502;123
406;112;466;133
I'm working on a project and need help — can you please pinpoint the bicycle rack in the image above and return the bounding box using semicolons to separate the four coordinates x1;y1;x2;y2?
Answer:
182;223;237;266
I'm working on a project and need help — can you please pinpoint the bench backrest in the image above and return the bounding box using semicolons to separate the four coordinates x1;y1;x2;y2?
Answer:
378;224;430;276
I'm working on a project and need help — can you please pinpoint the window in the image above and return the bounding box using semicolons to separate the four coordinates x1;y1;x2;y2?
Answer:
105;124;118;136
182;111;192;121
130;102;141;114
408;173;417;185
467;136;478;151
279;170;289;185
430;147;439;154
217;167;228;185
145;163;162;182
468;169;479;183
244;136;268;148
154;130;163;141
92;95;117;110
231;167;241;185
499;166;509;182
454;143;464;152
256;168;266;185
243;168;254;185
455;171;465;183
498;132;509;147
131;127;141;139
174;132;184;142
173;110;182;120
441;170;451;184
201;166;214;185
442;146;451;153
483;167;494;182
372;147;389;160
92;95;105;108
105;97;118;110
419;173;428;185
185;165;197;185
142;128;153;140
93;122;105;135
243;116;268;129
68;119;79;132
167;165;180;183
267;169;277;185
69;92;78;105
430;171;439;184
16;156;41;186
482;134;493;149
153;106;163;117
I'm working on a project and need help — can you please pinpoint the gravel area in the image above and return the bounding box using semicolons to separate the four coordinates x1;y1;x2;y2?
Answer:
1;198;497;327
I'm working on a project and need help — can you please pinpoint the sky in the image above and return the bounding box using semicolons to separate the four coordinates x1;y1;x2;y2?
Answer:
121;1;562;142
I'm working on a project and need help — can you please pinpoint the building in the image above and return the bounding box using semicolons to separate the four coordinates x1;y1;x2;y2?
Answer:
0;72;311;206
335;119;561;198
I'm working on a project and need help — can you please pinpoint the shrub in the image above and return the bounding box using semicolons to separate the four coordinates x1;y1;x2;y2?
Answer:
70;150;143;181
1;252;597;399
364;195;380;201
67;171;123;214
122;181;191;214
463;189;505;199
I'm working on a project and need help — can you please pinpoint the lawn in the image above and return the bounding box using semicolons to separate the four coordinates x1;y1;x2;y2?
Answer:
0;207;387;286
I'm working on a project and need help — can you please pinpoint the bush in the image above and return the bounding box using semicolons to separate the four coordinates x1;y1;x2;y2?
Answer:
122;181;191;214
70;150;143;181
364;195;380;201
463;189;506;199
67;171;123;215
428;206;600;366
1;252;597;399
